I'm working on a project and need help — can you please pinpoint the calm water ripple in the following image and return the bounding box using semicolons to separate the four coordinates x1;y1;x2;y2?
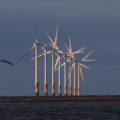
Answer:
0;102;119;119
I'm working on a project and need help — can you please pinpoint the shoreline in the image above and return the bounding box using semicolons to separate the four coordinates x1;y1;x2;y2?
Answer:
0;95;120;102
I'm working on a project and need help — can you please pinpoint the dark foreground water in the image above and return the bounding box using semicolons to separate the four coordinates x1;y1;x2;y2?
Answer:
0;102;120;120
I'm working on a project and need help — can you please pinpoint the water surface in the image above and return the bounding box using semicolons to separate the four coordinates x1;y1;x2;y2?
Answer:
0;102;120;119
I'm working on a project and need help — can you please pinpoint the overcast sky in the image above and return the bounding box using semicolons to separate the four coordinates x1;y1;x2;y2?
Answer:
0;0;120;96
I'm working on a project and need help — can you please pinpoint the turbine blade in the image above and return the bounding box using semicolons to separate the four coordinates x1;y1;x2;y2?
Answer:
46;33;55;46
54;57;60;69
72;47;87;55
38;49;45;58
16;46;35;63
0;59;15;66
47;51;53;55
38;53;44;58
82;59;96;62
48;42;55;49
38;56;44;62
55;25;58;46
82;50;94;61
72;51;84;55
79;66;84;83
55;46;59;50
64;43;70;52
55;62;65;71
30;57;35;61
54;51;60;58
71;63;75;71
69;37;72;52
30;50;45;61
58;49;63;54
61;62;65;67
72;54;75;60
79;62;90;70
49;42;58;50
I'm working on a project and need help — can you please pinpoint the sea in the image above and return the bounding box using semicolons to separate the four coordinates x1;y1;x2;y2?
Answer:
0;102;120;120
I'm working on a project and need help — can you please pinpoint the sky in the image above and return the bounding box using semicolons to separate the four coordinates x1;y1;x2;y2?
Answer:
0;0;120;96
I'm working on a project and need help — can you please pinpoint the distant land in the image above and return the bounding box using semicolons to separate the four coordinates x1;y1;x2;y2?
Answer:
0;96;120;102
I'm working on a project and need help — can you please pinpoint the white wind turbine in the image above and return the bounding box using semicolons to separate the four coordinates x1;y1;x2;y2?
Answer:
46;26;58;96
71;50;95;96
17;36;42;96
47;26;63;96
64;37;86;96
71;59;90;96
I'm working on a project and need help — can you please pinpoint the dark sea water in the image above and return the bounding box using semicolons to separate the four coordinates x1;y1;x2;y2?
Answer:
0;102;120;120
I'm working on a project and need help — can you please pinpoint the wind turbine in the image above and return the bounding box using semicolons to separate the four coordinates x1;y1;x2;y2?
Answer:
17;36;42;96
64;37;86;96
72;59;90;96
71;50;95;96
46;26;59;96
47;26;63;96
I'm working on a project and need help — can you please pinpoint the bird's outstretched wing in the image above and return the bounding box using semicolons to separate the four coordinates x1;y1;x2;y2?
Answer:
0;59;15;66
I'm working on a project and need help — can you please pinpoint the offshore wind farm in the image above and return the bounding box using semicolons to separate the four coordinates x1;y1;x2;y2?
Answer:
1;1;120;119
0;25;120;103
16;26;95;97
1;25;120;103
1;26;120;102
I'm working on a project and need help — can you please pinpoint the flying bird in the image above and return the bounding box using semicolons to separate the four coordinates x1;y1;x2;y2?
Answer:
0;59;15;66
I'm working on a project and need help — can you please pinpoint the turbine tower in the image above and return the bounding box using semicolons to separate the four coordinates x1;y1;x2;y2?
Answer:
17;36;41;96
34;39;39;96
